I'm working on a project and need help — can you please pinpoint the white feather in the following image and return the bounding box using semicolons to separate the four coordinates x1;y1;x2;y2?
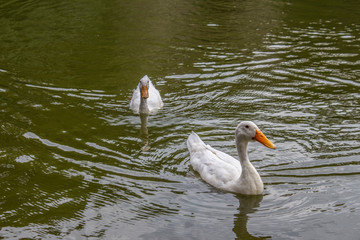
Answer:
187;121;276;195
130;75;163;113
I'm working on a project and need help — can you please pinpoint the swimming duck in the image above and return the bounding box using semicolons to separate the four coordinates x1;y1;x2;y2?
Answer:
130;75;163;114
187;121;276;195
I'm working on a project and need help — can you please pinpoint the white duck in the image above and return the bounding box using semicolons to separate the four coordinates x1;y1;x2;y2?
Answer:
187;121;276;195
130;75;163;114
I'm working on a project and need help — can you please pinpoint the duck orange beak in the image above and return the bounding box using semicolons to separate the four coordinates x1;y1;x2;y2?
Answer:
253;130;276;149
141;85;149;98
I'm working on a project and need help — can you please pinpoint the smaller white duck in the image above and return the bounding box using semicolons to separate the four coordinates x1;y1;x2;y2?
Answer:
130;75;163;114
187;121;276;195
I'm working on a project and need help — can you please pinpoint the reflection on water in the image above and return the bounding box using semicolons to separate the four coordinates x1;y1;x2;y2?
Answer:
139;113;150;151
233;195;271;240
1;0;360;239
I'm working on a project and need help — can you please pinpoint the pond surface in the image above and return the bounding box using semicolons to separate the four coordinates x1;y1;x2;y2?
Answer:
1;0;360;239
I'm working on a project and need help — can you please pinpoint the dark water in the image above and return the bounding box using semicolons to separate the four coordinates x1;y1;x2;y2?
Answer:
1;0;360;239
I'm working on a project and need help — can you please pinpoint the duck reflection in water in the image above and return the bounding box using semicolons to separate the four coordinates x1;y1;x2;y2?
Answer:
233;194;270;239
140;112;150;151
130;75;163;151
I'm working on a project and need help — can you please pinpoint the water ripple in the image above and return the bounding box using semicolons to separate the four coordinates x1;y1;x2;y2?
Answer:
1;4;360;239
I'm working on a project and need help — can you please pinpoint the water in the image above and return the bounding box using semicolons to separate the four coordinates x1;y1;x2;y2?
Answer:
1;0;360;239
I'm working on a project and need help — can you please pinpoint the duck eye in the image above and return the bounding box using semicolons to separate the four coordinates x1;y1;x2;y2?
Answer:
245;125;249;128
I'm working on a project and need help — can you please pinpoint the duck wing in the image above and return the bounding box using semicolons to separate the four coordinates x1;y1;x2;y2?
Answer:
187;132;241;189
129;84;141;113
147;79;163;112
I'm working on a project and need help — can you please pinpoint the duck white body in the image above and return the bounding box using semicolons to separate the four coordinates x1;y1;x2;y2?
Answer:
187;121;276;195
130;75;163;114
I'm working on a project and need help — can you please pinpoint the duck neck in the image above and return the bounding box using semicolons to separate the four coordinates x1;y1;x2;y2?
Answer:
139;97;149;114
236;138;264;195
236;140;249;165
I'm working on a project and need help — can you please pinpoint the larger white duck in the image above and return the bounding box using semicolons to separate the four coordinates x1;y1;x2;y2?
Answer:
130;75;163;114
187;121;276;195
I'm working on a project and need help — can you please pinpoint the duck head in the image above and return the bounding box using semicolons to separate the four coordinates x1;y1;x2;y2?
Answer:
235;121;276;149
140;76;149;99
